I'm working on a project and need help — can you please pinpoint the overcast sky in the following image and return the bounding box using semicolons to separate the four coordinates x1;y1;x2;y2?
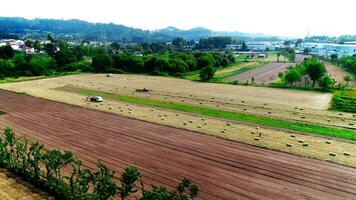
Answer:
1;0;355;37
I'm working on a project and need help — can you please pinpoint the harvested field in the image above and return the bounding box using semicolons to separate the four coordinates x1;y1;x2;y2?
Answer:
326;63;356;89
0;90;356;200
0;169;52;200
0;74;332;110
225;63;295;84
295;54;312;63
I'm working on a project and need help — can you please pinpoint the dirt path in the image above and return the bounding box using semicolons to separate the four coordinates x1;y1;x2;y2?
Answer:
0;169;52;200
325;63;356;89
0;90;355;200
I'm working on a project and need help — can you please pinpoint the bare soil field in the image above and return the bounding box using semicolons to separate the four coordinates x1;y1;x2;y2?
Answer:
0;169;52;200
225;63;294;84
326;63;356;89
0;90;355;200
295;54;312;63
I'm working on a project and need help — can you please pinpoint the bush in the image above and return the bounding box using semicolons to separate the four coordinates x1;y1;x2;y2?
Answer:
319;75;334;90
200;65;216;81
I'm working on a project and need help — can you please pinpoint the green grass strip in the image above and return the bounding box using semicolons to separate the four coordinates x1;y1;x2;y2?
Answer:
59;86;356;140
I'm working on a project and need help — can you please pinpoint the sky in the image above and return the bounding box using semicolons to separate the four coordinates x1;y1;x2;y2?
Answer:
1;0;356;37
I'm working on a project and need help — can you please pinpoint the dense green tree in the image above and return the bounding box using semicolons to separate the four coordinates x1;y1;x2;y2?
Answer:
197;54;216;69
319;75;334;90
172;37;187;48
303;58;326;87
200;65;216;81
284;68;301;86
92;54;113;72
0;45;15;59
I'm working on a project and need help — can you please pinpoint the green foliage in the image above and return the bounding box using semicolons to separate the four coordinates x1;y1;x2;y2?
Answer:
331;90;356;113
118;166;140;199
0;127;199;199
92;54;114;72
284;68;301;86
199;65;216;81
318;75;334;90
303;58;326;87
0;45;15;59
197;54;216;69
339;56;356;74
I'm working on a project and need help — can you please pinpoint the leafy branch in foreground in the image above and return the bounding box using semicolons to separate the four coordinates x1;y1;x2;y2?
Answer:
0;127;198;200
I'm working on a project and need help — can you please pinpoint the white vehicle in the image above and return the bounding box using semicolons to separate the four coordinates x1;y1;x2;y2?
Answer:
87;96;103;102
106;73;113;77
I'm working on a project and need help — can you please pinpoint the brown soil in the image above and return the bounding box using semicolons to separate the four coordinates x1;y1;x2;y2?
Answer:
226;63;295;84
325;63;356;89
0;90;355;200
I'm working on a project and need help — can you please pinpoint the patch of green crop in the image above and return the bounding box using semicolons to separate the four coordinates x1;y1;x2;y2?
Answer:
331;90;356;113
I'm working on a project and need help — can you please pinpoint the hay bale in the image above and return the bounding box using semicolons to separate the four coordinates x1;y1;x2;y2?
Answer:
349;123;354;126
301;116;305;119
108;107;112;110
286;144;292;147
221;130;225;133
128;111;132;114
226;123;230;126
164;114;167;117
203;122;207;125
343;152;351;156
183;122;187;125
243;108;247;111
302;143;309;147
290;135;295;138
326;140;332;144
241;100;245;103
254;137;260;141
339;113;343;116
175;113;179;116
256;127;260;130
298;140;304;143
268;112;272;114
329;153;336;156
251;131;255;134
197;125;201;128
201;118;205;121
189;120;193;123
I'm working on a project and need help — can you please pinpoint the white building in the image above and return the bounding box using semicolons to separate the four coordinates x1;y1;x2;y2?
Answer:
301;43;356;57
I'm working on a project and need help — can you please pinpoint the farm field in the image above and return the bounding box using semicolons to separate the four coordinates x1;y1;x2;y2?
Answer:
326;63;356;89
3;74;354;131
0;74;355;166
225;62;295;84
0;90;356;200
0;169;51;200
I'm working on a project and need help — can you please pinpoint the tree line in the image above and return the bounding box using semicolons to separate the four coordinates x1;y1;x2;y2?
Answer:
0;127;198;200
339;56;356;75
0;35;235;80
278;58;352;90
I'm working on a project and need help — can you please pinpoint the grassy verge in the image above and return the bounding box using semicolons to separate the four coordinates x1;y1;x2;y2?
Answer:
331;90;356;113
0;71;80;84
59;86;356;140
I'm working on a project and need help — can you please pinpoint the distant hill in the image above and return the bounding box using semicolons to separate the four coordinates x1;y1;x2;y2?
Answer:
0;17;280;42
